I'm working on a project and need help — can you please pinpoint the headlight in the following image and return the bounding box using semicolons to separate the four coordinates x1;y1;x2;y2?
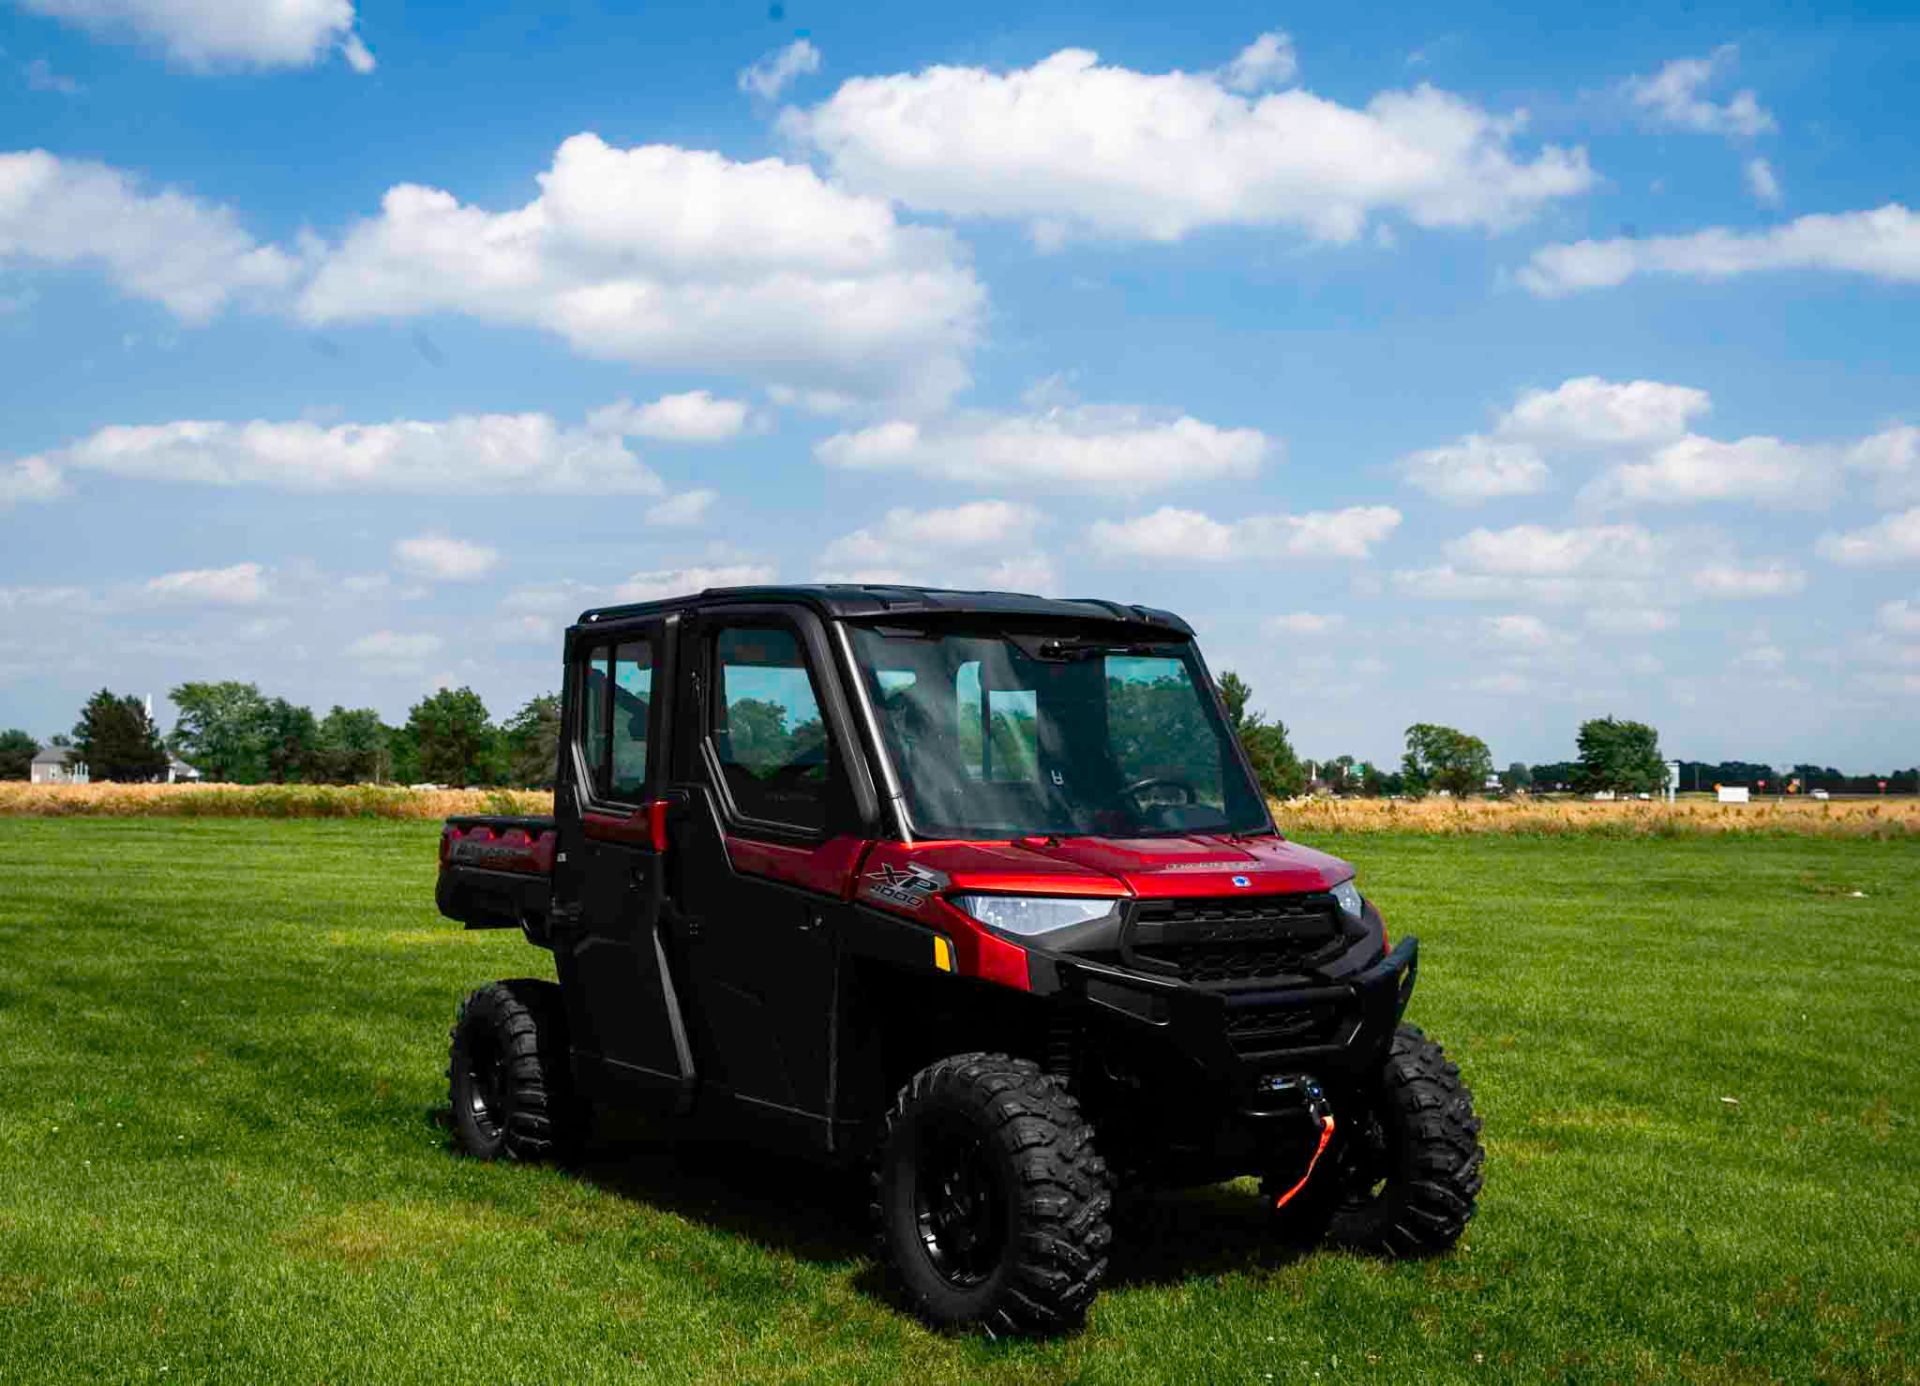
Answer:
950;894;1120;938
1331;877;1365;921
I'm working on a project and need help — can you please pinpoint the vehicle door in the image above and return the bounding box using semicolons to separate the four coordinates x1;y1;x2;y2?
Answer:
667;608;876;1138
551;618;695;1107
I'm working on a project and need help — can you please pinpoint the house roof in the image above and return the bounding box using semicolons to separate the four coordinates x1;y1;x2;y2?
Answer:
31;746;78;765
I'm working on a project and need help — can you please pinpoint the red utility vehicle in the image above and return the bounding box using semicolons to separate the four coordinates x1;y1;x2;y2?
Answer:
437;584;1483;1334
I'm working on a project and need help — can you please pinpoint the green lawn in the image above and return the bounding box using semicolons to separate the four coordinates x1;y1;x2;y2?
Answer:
0;820;1913;1384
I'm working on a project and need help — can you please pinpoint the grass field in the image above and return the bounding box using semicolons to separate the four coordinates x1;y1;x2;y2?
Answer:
0;820;1914;1384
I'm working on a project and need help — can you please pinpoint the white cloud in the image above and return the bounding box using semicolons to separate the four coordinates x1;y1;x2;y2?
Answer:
1745;156;1782;207
1400;376;1709;503
0;455;65;508
818;500;1043;584
1483;613;1561;648
1520;204;1920;295
590;390;751;443
299;133;981;408
1622;47;1773;138
1581;434;1838;510
1088;505;1401;563
1395;523;1799;607
1405;376;1875;513
816;403;1269;492
612;564;777;603
1846;425;1920;506
22;409;665;495
0;149;297;319
1879;598;1920;635
1265;612;1346;636
1443;523;1658;575
1400;436;1549;502
1690;562;1807;597
1736;642;1787;669
645;489;716;527
739;38;820;100
143;561;268;605
393;534;499;582
1499;377;1710;448
1585;606;1676;634
783;41;1592;245
16;0;372;71
23;57;82;93
347;630;443;668
1817;507;1920;566
1219;31;1297;93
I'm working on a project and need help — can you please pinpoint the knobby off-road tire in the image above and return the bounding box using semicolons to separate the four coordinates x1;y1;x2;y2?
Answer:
1267;1022;1484;1256
874;1053;1112;1336
447;979;582;1162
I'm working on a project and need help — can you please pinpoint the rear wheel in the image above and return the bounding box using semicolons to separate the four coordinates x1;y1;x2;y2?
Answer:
874;1053;1112;1336
448;979;581;1162
1265;1023;1483;1255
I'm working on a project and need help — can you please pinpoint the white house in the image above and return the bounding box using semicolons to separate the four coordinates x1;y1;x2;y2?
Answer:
29;747;88;784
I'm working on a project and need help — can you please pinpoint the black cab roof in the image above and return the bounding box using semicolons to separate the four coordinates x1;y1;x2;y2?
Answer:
576;584;1193;636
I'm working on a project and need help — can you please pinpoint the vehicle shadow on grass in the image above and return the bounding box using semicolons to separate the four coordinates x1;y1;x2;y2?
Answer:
433;1106;1317;1297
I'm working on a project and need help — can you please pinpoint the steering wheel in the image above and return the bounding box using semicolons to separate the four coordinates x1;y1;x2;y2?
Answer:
1122;776;1198;809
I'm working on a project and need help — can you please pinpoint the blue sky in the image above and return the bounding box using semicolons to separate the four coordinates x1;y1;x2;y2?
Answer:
2;0;1917;772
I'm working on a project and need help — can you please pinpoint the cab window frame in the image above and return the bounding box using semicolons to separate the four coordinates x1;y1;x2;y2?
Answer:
697;607;872;843
569;622;659;810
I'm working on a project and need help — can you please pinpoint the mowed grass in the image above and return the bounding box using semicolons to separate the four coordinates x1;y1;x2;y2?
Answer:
0;821;1913;1385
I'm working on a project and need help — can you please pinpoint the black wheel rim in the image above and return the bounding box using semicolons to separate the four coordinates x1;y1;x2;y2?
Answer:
913;1118;1007;1289
463;1028;508;1142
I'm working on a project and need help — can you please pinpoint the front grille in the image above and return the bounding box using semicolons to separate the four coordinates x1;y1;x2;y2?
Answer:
1125;893;1345;986
1223;1003;1347;1055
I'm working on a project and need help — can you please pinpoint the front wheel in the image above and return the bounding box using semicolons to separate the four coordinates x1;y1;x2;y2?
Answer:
1266;1023;1484;1255
874;1054;1112;1335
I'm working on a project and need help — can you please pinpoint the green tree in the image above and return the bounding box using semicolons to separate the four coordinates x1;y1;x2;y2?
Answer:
1401;723;1494;798
314;707;390;783
407;687;495;787
73;689;168;782
168;681;271;782
500;694;562;788
727;697;796;773
0;729;38;780
386;721;422;785
1215;670;1306;799
1574;717;1665;794
261;698;319;783
1500;761;1534;792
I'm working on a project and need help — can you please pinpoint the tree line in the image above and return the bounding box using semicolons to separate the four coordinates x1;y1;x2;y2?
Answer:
0;683;562;787
1214;671;1919;801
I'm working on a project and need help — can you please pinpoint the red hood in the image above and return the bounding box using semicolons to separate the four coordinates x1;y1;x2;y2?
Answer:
891;833;1352;899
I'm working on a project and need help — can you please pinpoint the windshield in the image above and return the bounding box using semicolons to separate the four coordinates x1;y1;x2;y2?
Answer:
847;623;1270;840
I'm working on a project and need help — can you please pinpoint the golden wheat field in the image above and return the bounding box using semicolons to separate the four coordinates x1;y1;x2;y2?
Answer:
0;782;551;819
2;781;1916;836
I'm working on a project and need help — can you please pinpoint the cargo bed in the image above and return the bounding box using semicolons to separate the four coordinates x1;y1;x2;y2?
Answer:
436;816;556;943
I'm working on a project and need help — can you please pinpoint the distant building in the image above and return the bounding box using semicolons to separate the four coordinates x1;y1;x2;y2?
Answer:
166;756;203;784
29;747;88;784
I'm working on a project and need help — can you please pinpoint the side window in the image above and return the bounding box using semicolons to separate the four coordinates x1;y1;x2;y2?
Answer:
582;645;611;790
609;640;652;798
578;635;653;800
711;625;834;831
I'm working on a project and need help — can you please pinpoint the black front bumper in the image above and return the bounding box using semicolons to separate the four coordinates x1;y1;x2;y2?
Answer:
1059;935;1420;1088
